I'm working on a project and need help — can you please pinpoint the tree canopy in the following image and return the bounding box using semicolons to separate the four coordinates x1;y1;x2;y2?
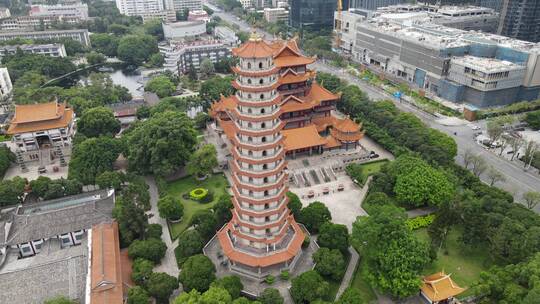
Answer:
394;164;455;207
145;75;176;98
77;106;121;138
313;248;346;281
125;111;198;176
68;137;122;185
128;238;167;264
187;144;218;178
146;272;179;303
290;270;331;303
179;254;216;292
317;222;349;253
298;201;332;233
117;34;158;66
157;196;184;220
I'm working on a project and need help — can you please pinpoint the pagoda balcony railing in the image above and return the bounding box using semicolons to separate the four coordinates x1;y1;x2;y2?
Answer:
234;147;285;160
228;227;295;256
233;120;282;135
281;115;311;123
234;210;288;231
236;197;287;212
279;87;307;96
234;172;286;188
233;107;281;118
235;79;279;90
232;185;287;201
230;159;284;174
236;134;283;146
236;92;280;104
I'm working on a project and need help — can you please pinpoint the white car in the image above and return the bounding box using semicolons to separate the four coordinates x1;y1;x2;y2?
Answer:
468;124;481;130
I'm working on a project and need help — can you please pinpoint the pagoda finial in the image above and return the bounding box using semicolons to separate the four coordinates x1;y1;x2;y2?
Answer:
249;30;262;42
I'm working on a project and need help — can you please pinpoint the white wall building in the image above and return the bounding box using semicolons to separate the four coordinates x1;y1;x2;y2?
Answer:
162;20;206;41
214;26;238;46
263;7;288;23
115;0;164;16
334;10;364;54
167;0;202;11
0;7;11;19
29;3;89;20
239;0;252;9
0;43;67;58
0;68;12;100
139;9;176;23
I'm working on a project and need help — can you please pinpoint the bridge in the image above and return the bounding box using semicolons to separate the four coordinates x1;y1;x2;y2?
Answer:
40;57;123;88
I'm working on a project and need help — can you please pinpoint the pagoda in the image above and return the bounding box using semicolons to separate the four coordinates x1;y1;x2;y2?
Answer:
215;32;305;277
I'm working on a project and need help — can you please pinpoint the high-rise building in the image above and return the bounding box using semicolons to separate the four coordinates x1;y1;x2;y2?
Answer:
350;0;406;11
115;0;164;16
497;0;540;42
166;0;202;11
290;0;338;29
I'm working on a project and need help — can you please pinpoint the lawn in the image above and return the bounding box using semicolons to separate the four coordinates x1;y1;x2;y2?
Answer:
350;247;378;303
358;159;389;177
414;228;494;298
165;174;229;239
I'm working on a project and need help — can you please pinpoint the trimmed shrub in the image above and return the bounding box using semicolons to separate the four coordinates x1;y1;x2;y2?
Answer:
190;188;209;201
405;214;435;230
265;275;275;285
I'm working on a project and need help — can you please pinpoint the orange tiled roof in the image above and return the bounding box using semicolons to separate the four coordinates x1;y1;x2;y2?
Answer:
279;70;314;85
219;119;236;140
90;221;125;304
274;56;316;68
335;116;360;132
232;37;275;58
330;128;363;142
312;115;338;132
7;106;74;135
325;135;342;148
11;101;65;124
421;272;466;302
282;125;326;150
281;95;317;113
306;83;339;103
217;218;305;267
120;250;134;288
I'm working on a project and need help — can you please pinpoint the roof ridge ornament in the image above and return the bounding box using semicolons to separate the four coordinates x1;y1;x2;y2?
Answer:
249;30;262;42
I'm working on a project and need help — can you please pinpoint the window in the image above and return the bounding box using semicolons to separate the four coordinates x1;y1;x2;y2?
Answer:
61;237;71;244
262;150;267;156
264;203;269;209
264;190;269;196
263;177;268;183
261;122;266;128
262;137;267;142
261;108;265;114
248;79;252;84
260;94;264;100
265;216;270;222
262;164;268;169
21;246;31;253
259;62;263;69
259;79;264;84
248;62;251;69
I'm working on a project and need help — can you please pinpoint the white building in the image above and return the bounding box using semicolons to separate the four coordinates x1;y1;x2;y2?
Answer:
188;10;210;22
0;43;67;58
29;3;89;20
162;20;206;41
167;0;202;11
139;9;176;23
0;29;91;46
0;15;83;31
0;7;11;19
334;10;364;54
214;26;238;46
115;0;164;16
239;0;252;9
263;7;288;23
0;68;12;100
159;39;231;73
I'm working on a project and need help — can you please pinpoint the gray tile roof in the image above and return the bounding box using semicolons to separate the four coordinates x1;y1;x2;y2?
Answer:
0;189;115;246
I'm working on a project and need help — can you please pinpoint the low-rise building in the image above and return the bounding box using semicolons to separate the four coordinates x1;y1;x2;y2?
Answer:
239;0;253;9
159;39;231;74
139;9;177;23
0;43;67;58
0;67;12;100
0;7;10;19
0;15;83;31
0;190;130;304
29;3;89;20
420;271;466;304
263;7;288;23
6;101;75;163
334;10;364;54
163;20;206;41
188;10;210;22
0;29;91;46
214;26;239;46
351;17;540;107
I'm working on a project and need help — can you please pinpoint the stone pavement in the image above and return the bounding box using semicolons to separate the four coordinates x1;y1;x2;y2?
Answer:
336;246;360;299
145;176;180;277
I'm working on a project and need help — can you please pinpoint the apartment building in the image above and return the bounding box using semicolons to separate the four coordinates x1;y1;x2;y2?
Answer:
0;15;82;31
0;29;90;46
167;0;202;11
0;43;67;58
29;3;89;20
0;67;12;100
263;7;288;23
159;39;231;74
115;0;164;16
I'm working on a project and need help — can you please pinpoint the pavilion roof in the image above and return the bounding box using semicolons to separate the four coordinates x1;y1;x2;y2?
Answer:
282;125;326;151
421;272;466;302
7;101;74;135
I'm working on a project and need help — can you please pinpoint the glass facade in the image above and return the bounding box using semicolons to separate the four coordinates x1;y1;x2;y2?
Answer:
290;0;342;29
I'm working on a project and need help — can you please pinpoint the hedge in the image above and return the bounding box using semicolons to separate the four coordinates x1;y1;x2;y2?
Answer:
405;214;435;230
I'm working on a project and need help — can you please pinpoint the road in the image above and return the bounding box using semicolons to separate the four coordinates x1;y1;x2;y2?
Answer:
211;6;540;209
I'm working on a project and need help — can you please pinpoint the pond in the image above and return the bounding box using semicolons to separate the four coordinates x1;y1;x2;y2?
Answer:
74;63;148;98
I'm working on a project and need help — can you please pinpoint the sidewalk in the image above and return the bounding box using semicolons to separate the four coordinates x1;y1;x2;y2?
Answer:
145;176;180;277
336;246;360;299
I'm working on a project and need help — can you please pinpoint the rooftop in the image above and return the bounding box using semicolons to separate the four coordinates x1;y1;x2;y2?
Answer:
421;272;466;302
0;189;115;246
7;101;74;134
452;55;526;73
163;20;205;28
0;236;88;303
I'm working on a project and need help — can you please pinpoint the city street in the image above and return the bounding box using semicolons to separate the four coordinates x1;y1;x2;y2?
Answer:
209;3;540;210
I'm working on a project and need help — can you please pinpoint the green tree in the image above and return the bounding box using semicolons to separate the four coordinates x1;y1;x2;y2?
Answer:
87;51;106;65
179;254;216;292
128;238;167;264
317;222;349;253
113;196;148;246
144;19;164;40
212;276;243;299
125;111;198;176
146;223;163;239
127;286;150;304
131;258;154;285
44;296;77;304
108;23;130;35
199;58;215;79
148;53;164;67
298;201;332;233
117;35;158;66
0;177;26;206
352;205;430;298
187;144;218;179
96;171;124;190
316;72;344;93
157;196;184;220
523;191;540;210
194;112;210;129
68;137;122;185
313;248;346;281
77;106;121;138
290;270;330;303
199;75;235;106
0;145;14;178
286;191;302;218
336;288;365;304
213;194;233;227
29;176;52;198
146;272;179;303
525;110;540;130
90;33;119;56
145;75;176;98
174;229;205;266
191;209;218;241
394;165;454;207
174;289;201;303
259;288;283;304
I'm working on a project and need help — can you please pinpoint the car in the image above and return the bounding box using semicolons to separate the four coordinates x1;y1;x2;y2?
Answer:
470;125;481;130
